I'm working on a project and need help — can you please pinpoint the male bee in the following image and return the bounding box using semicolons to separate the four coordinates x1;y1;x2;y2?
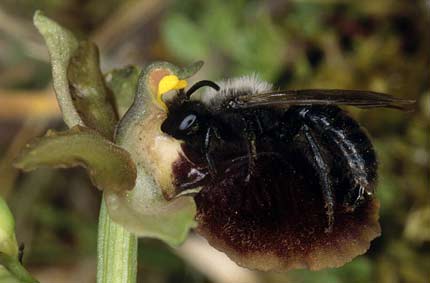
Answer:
158;75;414;271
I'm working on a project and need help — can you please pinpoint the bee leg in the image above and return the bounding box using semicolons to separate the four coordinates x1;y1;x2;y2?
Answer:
344;184;371;212
296;107;375;212
204;126;217;178
300;124;335;233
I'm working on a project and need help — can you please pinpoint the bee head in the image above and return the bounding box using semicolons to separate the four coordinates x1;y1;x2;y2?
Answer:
161;101;205;140
161;80;220;140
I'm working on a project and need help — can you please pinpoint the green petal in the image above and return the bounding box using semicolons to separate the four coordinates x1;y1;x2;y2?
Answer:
68;41;118;139
33;11;81;128
14;126;136;193
104;66;141;118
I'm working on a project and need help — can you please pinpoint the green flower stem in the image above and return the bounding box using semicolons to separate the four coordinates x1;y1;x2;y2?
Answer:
0;253;38;283
97;194;138;283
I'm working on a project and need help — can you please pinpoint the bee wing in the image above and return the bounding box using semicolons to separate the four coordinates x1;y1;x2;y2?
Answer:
233;89;416;111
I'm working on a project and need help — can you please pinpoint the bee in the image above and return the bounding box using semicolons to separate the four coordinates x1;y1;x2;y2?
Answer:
159;75;414;270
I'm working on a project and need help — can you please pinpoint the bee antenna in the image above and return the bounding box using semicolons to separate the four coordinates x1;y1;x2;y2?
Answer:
186;80;220;98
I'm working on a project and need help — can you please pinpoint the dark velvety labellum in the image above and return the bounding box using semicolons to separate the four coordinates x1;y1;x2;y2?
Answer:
194;152;379;270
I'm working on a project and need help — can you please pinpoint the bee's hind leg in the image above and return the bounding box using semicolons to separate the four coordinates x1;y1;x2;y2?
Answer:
295;106;376;213
299;124;335;233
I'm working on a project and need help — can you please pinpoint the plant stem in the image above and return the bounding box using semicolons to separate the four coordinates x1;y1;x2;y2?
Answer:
97;194;138;283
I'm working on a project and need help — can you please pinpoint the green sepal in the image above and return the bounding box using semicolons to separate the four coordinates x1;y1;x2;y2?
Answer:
68;41;118;139
14;126;136;193
33;10;82;127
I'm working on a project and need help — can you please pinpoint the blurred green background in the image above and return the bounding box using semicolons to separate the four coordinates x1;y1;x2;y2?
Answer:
0;0;429;282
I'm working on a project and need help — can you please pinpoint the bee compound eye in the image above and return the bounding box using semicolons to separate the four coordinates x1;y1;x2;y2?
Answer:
179;114;197;131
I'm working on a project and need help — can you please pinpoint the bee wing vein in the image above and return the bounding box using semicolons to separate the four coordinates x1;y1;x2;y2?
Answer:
234;89;416;111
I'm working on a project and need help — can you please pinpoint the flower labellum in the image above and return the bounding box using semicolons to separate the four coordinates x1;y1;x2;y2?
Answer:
173;140;381;271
